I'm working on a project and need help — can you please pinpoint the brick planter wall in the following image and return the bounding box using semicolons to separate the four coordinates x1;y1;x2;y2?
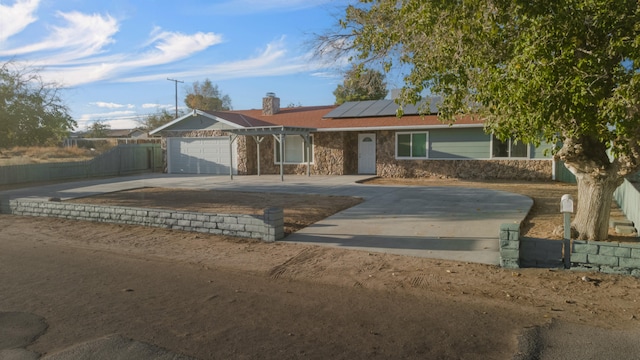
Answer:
5;199;284;242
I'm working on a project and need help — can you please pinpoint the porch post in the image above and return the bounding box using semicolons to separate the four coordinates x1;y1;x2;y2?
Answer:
301;134;311;177
253;136;264;176
279;133;284;182
229;134;238;180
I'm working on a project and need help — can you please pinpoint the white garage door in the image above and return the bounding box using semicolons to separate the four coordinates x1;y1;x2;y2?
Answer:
167;137;237;174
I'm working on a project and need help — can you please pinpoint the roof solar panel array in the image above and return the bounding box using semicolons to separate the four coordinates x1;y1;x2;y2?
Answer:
323;97;442;119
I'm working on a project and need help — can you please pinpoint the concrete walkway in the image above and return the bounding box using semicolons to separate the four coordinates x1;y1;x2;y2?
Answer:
0;174;533;265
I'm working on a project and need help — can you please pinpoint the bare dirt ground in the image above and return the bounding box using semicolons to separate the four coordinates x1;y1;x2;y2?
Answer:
1;178;640;359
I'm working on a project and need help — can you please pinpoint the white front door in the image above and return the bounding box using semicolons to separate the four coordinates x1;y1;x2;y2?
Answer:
358;133;376;174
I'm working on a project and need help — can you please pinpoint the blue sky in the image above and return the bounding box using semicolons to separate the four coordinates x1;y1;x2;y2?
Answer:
0;0;362;130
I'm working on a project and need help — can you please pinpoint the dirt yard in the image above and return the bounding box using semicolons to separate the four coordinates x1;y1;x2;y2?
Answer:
1;178;640;359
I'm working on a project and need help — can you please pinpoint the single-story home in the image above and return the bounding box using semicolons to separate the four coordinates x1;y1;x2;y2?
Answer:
149;93;557;180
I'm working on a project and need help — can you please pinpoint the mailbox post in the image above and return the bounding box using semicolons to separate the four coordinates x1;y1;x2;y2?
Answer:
561;194;574;269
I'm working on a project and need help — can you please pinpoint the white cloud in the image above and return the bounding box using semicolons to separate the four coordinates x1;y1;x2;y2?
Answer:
0;11;119;60
90;101;134;109
142;103;172;109
127;29;223;67
121;37;328;83
76;110;139;130
35;27;222;87
0;0;40;43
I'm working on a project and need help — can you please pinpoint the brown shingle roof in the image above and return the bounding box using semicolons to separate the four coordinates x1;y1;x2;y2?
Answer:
215;105;482;130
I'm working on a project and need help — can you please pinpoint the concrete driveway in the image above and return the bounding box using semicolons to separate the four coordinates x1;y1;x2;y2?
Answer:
0;174;532;265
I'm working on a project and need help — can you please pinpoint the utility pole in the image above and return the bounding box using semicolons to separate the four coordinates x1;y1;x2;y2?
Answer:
167;78;184;118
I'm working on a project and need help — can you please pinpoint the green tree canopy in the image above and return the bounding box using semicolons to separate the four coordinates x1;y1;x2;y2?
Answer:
0;62;76;148
321;0;640;240
184;79;232;111
333;65;388;104
86;120;110;138
139;108;179;131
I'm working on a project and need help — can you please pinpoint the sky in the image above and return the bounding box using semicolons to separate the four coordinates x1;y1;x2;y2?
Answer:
0;0;369;130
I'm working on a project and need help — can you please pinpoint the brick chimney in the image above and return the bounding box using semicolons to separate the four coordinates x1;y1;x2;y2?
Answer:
262;92;280;115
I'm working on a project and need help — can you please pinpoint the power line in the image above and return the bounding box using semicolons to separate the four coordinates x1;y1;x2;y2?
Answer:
167;78;184;118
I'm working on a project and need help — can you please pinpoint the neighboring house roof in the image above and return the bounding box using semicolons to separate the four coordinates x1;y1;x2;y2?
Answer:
149;100;483;135
106;129;134;137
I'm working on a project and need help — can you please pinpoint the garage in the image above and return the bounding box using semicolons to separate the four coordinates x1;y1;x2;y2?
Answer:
167;137;237;175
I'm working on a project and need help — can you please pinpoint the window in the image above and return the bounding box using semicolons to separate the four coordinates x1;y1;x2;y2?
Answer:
396;132;428;159
274;135;313;164
491;135;529;158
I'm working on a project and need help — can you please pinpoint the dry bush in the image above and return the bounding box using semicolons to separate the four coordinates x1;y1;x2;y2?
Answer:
0;146;100;165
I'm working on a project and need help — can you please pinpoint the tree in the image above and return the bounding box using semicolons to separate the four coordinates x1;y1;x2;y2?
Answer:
0;62;76;148
333;65;388;104
139;108;178;131
320;0;640;240
184;79;232;111
86;120;110;138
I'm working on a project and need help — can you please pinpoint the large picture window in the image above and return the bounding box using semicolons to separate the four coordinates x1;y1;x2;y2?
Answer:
274;135;313;164
396;132;428;159
491;135;529;158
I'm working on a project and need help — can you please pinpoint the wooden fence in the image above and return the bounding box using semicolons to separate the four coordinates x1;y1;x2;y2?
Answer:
0;144;163;186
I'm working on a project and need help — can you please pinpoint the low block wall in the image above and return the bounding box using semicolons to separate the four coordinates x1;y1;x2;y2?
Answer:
499;223;521;269
571;240;640;276
5;199;284;242
499;222;640;277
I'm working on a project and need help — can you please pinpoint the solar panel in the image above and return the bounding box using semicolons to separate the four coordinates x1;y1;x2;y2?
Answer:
324;97;443;119
364;100;392;116
323;102;357;118
340;100;378;117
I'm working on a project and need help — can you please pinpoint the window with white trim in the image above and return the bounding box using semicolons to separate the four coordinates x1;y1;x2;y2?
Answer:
274;135;314;164
491;135;529;158
396;132;428;159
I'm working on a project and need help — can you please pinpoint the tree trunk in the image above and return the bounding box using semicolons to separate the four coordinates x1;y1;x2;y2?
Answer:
557;135;628;241
572;172;622;240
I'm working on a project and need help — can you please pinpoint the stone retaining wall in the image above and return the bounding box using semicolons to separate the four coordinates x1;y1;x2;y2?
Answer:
571;240;640;276
5;199;284;242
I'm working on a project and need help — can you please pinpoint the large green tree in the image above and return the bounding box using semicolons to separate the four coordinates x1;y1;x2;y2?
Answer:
86;120;110;138
322;0;640;240
0;62;76;148
139;108;179;131
184;79;232;111
333;65;388;104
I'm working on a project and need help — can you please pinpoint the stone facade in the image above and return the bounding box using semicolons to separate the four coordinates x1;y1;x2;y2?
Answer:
248;132;351;175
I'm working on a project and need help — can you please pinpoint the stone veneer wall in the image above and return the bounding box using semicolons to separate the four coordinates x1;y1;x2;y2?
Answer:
253;132;348;175
6;199;284;242
375;130;553;180
162;130;251;175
